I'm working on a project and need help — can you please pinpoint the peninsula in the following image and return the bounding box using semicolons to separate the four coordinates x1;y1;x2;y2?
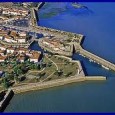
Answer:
0;2;112;111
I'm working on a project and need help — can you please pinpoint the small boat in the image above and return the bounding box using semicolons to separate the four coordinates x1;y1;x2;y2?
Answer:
102;65;109;70
89;59;93;62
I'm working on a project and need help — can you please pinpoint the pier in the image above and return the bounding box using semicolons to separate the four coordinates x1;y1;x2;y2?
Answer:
74;44;115;71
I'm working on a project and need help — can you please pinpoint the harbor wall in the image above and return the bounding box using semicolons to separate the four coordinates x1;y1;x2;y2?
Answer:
12;76;106;94
85;76;106;81
0;89;14;112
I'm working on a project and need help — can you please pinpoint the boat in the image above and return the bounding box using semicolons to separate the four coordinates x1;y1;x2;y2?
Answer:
102;65;109;70
89;59;93;62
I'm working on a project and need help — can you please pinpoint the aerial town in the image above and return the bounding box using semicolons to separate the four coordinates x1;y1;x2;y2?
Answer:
0;2;114;112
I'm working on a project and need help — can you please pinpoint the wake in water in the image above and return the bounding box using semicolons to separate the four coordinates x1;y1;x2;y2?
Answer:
39;2;94;19
66;2;94;16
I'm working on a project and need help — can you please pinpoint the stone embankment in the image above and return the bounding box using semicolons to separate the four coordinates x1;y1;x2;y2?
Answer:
79;46;115;71
11;75;106;94
0;89;14;112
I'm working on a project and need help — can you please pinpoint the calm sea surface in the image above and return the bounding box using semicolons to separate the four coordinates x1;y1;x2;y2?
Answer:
5;2;115;112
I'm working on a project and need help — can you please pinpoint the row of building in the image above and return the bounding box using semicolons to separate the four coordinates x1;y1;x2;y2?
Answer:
40;38;70;52
0;29;28;43
0;7;29;16
0;45;41;63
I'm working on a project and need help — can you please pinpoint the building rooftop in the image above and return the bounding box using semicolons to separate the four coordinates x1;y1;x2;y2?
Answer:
0;54;6;60
30;51;41;59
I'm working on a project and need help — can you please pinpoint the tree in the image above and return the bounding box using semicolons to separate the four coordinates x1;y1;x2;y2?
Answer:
38;72;46;79
47;62;52;67
2;78;9;89
8;72;14;80
66;72;72;77
37;64;41;70
55;69;63;77
17;69;22;76
13;73;20;84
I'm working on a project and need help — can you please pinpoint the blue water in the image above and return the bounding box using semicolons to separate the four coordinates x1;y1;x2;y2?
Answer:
5;2;115;112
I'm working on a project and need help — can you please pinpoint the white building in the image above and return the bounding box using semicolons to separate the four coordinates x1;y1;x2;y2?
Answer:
0;50;5;56
29;51;41;63
4;35;17;43
19;32;27;37
0;45;7;50
17;37;26;43
7;47;14;53
18;56;25;62
16;47;28;53
0;35;3;40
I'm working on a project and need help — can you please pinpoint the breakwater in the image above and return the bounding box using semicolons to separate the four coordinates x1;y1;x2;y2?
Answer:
0;89;14;112
78;46;115;71
37;2;45;10
11;75;106;94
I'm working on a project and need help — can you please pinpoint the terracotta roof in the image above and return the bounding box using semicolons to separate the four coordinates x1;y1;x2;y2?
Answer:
7;47;15;50
0;30;8;35
4;35;12;40
0;50;5;53
30;51;41;59
0;54;6;60
17;55;25;61
10;31;18;37
15;47;28;52
0;45;7;49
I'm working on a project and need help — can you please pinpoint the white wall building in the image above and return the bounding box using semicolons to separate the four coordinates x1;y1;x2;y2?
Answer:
7;48;14;53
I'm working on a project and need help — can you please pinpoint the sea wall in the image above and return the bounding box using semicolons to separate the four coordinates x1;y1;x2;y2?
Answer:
0;89;14;112
12;75;106;94
85;76;106;81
